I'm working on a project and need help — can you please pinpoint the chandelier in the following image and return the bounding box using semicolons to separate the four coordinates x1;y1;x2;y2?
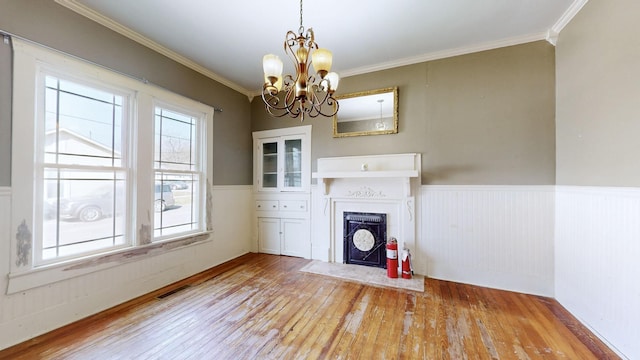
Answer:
261;0;339;121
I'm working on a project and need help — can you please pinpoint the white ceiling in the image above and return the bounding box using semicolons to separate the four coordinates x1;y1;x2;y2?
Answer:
57;0;585;97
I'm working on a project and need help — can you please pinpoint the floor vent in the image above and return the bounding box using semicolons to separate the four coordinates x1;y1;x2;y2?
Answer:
156;284;191;299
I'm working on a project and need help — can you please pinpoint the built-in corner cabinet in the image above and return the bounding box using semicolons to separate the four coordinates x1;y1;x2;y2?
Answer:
252;126;311;258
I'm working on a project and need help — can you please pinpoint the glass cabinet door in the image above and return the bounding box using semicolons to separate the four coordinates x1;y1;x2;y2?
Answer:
283;138;302;189
254;126;310;192
261;140;278;189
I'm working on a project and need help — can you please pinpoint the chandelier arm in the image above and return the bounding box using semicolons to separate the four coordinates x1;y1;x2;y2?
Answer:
262;86;294;118
307;85;325;110
261;75;298;110
309;89;339;118
305;28;316;49
262;92;289;118
285;100;303;118
285;30;299;48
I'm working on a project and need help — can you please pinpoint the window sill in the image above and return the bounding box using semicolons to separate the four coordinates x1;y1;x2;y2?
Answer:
6;231;213;294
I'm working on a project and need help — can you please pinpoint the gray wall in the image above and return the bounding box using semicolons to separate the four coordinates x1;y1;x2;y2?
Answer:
556;0;640;186
252;41;556;185
1;1;558;187
0;37;10;186
0;0;253;186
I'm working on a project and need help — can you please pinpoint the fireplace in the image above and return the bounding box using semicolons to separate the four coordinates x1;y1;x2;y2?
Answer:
343;212;387;268
311;153;421;272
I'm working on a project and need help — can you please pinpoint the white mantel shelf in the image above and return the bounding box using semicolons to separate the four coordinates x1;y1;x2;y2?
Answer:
312;170;419;180
313;153;421;196
312;170;419;196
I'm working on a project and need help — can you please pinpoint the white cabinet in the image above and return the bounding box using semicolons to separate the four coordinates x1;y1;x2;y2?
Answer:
253;126;312;258
258;217;309;257
253;126;311;192
281;218;308;257
254;193;310;258
257;218;281;255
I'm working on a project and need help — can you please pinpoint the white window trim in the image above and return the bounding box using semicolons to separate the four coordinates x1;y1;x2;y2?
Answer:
8;39;214;294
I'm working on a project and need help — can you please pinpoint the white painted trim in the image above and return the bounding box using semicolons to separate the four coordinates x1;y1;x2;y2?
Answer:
550;0;589;35
6;234;213;294
212;185;253;191
424;184;556;192
556;184;640;197
251;125;312;140
0;186;10;196
54;0;252;97
340;32;548;78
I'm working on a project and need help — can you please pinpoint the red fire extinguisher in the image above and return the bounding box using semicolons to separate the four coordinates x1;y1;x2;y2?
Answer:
386;238;398;278
401;248;413;279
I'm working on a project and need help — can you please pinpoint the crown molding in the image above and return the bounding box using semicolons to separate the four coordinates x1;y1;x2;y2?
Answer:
546;0;588;45
55;0;251;97
339;1;590;78
551;0;589;35
57;0;588;98
247;31;550;94
339;32;548;79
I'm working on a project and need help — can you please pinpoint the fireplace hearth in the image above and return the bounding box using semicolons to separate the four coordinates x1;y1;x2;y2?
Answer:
343;212;387;269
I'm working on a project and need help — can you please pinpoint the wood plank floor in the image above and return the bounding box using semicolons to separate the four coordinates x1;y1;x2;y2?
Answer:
0;253;619;359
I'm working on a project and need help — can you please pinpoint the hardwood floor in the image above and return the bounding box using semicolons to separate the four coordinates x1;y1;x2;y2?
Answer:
0;253;619;359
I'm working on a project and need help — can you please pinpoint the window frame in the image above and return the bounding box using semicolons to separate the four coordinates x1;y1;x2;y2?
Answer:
8;38;214;294
152;100;208;242
34;69;136;266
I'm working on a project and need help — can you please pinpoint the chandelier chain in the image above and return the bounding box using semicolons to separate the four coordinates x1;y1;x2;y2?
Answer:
299;0;304;32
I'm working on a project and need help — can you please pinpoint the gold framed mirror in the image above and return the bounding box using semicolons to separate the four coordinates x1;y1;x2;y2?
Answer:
333;87;398;137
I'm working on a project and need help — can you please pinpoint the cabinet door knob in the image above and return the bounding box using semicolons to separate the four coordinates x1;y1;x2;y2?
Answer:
283;205;288;208
257;205;261;208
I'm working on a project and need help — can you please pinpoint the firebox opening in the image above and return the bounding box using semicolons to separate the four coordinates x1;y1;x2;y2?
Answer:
343;212;387;269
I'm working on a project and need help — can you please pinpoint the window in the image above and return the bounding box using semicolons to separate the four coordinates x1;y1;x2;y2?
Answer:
10;39;213;288
154;105;204;239
39;74;130;263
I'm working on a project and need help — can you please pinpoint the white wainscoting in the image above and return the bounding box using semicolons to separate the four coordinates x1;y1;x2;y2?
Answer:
3;183;636;357
0;185;252;351
555;186;640;359
421;185;555;296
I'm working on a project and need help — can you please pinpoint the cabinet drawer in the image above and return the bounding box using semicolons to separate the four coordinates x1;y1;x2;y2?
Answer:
279;200;307;212
256;200;279;211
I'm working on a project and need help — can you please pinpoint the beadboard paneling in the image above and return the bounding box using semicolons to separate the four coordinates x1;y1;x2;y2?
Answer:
421;185;555;296
0;188;11;328
555;186;640;359
0;185;252;350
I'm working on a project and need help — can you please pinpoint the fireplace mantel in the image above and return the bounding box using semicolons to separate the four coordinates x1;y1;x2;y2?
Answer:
312;170;419;196
311;153;421;269
312;153;421;196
